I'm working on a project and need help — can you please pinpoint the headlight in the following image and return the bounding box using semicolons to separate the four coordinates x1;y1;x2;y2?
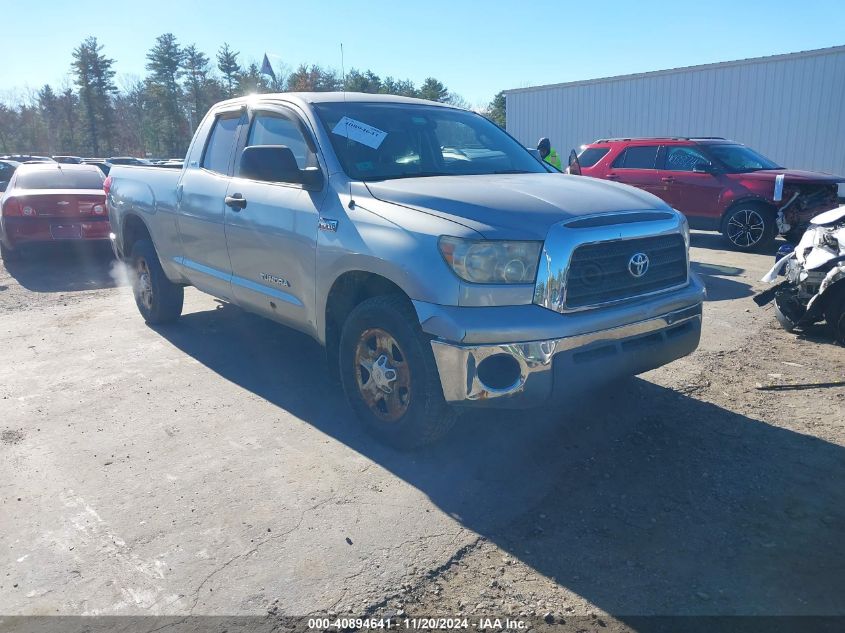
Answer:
438;236;542;284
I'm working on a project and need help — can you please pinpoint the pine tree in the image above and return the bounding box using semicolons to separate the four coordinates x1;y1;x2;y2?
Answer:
71;36;117;155
417;77;449;102
344;69;382;93
237;62;270;96
146;33;187;156
182;44;216;130
58;86;80;153
485;91;506;128
37;85;60;153
380;77;418;97
217;43;241;98
286;64;341;92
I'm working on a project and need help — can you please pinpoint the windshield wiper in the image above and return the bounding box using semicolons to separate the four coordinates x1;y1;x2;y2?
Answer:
492;169;533;174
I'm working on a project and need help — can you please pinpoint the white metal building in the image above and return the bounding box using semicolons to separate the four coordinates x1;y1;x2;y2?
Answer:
505;46;845;191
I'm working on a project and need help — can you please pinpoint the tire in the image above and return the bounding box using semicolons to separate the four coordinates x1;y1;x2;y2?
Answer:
774;300;797;333
130;238;183;324
721;203;777;251
339;294;457;449
0;241;21;262
823;285;845;345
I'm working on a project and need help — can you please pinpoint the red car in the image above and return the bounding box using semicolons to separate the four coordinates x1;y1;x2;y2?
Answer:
0;163;110;261
574;137;844;250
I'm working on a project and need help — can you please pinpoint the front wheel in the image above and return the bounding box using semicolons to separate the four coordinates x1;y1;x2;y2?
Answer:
339;295;457;449
722;204;777;251
130;238;184;324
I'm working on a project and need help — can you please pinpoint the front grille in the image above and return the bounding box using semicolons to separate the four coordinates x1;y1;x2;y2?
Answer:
565;234;687;309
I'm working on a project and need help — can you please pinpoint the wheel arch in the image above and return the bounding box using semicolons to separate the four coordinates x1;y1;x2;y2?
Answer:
719;197;778;233
323;270;416;380
121;213;153;258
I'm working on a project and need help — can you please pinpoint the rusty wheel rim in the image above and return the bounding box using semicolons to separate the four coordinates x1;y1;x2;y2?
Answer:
135;258;153;310
354;328;411;422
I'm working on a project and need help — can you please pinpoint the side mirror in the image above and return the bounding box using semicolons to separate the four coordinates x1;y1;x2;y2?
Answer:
568;149;581;176
239;145;323;191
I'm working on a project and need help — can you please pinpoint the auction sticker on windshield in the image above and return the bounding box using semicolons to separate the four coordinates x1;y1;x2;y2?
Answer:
332;116;387;149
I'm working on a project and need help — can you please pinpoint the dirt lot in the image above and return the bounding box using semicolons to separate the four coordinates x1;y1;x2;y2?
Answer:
1;235;843;630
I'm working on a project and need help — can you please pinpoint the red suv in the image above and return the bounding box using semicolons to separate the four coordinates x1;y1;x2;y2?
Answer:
574;138;843;250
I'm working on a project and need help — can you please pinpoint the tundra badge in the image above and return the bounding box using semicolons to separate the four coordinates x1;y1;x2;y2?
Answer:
318;217;339;232
260;273;290;288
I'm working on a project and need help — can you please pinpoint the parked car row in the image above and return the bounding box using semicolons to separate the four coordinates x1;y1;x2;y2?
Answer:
567;137;844;251
0;154;185;186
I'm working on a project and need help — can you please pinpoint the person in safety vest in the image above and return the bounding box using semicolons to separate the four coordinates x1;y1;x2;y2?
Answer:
537;137;561;170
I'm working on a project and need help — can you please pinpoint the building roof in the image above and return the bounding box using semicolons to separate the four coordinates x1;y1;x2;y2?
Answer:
503;45;845;95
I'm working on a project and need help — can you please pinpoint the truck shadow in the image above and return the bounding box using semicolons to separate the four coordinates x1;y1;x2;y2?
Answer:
155;302;845;619
691;231;786;256
690;261;753;301
3;243;119;292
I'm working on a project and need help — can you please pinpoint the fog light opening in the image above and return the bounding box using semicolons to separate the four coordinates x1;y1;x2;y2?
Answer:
476;354;522;391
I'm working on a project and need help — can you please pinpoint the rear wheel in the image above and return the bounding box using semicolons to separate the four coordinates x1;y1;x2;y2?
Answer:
130;238;183;324
339;295;457;449
722;204;777;251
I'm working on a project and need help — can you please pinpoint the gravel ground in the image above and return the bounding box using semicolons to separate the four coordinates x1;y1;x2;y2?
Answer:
1;234;843;632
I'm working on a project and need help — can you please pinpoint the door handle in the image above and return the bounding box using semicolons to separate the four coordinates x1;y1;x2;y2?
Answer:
606;173;619;180
225;194;247;210
661;176;675;183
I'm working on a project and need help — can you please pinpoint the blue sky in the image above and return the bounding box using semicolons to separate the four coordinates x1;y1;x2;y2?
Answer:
2;0;843;107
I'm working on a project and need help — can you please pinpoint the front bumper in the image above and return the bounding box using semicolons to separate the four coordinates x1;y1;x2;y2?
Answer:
427;278;704;406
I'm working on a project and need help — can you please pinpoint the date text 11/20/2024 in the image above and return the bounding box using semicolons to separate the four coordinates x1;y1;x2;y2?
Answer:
307;617;528;630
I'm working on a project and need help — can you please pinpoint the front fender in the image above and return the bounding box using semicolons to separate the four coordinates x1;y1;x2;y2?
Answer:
314;187;475;343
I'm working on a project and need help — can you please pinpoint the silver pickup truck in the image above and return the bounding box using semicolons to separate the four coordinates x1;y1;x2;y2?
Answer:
107;92;705;448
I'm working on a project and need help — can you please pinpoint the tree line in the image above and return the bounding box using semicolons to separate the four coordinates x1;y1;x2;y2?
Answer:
0;34;506;159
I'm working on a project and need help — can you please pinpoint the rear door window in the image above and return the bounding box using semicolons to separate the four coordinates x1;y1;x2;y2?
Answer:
612;145;659;169
202;114;241;175
577;147;610;168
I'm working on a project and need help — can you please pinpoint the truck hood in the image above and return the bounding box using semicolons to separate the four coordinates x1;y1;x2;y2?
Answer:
365;173;671;240
736;169;845;184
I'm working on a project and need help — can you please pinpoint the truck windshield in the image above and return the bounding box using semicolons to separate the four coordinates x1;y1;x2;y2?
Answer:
707;144;783;173
314;102;548;181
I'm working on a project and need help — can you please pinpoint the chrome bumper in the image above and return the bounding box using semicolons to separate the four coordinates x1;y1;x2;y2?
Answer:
430;303;702;406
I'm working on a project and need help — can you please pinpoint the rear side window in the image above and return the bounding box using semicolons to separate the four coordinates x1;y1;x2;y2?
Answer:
202;114;241;174
577;147;610;168
246;111;317;169
612;146;659;169
16;168;104;189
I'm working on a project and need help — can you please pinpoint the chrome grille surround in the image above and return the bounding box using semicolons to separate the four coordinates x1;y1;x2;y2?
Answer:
533;210;690;313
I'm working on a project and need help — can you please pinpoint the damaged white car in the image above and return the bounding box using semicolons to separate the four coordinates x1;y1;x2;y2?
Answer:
756;206;845;344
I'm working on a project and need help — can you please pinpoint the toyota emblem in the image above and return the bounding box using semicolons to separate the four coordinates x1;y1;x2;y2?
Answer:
628;252;649;278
